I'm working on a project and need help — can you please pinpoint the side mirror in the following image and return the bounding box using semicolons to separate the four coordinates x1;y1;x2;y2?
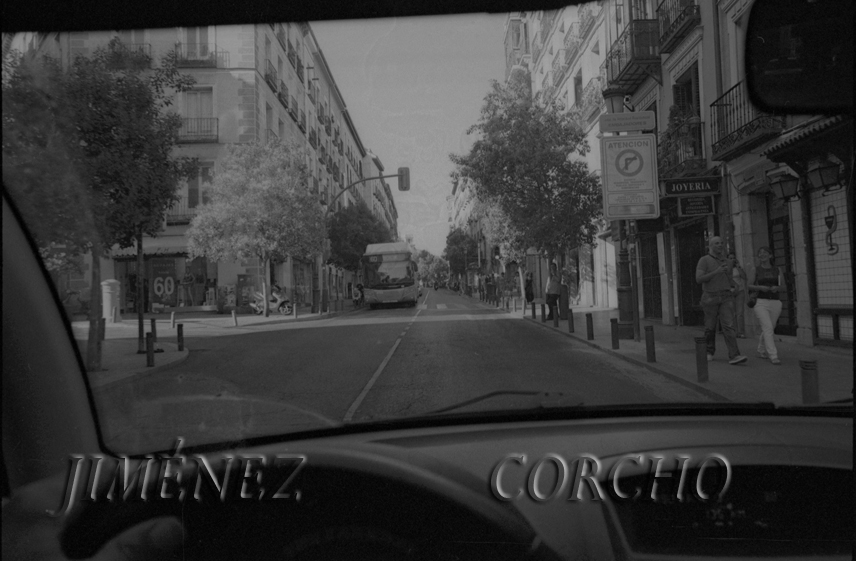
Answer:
397;167;410;191
746;0;852;114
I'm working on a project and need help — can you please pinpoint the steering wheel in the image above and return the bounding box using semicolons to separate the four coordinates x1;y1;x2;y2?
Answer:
61;443;563;560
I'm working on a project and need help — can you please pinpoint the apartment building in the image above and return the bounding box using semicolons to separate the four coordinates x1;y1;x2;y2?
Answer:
11;23;398;313
503;0;852;346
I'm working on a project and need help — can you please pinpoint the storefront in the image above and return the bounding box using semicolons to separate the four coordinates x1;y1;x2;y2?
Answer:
112;253;215;313
762;116;853;346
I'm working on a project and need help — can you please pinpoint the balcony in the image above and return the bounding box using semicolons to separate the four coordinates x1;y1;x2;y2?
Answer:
308;87;316;105
296;56;304;83
563;23;581;65
175;43;228;68
277;81;289;109
276;29;287;51
578;5;598;40
580;76;604;122
299;110;306;133
710;80;786;161
318;145;326;162
552;50;567;86
178;118;218;143
602;20;660;91
658;118;706;178
541;10;556;41
289;97;298;121
324;119;332;136
264;60;278;91
657;0;701;54
308;129;317;148
165;194;199;226
287;41;296;68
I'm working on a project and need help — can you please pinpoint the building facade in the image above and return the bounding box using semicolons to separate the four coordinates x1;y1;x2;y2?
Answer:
12;23;397;314
501;0;852;346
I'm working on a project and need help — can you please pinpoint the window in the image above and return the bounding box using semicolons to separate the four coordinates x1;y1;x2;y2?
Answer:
573;70;583;106
118;29;145;44
614;0;624;35
673;63;701;118
188;164;214;208
184;27;209;56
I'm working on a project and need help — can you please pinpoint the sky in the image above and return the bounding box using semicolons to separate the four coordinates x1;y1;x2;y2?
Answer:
311;13;508;256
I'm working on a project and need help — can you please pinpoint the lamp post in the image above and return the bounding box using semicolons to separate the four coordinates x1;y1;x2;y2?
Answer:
602;86;639;340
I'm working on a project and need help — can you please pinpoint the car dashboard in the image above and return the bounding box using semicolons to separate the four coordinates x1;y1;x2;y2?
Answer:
60;412;853;560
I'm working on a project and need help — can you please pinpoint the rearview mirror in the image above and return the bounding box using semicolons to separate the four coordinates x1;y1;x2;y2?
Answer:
746;0;852;114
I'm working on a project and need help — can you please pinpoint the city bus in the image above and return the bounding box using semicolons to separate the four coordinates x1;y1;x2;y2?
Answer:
361;242;419;308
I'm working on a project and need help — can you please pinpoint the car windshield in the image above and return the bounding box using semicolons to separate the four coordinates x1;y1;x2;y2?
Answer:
2;0;853;456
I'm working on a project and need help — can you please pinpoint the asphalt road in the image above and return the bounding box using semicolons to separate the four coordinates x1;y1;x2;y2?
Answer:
95;288;710;453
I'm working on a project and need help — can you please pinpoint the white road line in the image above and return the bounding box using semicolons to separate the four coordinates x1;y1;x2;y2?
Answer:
343;306;422;423
436;304;447;310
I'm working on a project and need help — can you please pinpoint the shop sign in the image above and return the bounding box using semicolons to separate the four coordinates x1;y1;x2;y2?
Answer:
599;111;656;133
600;133;660;220
677;196;715;217
663;177;720;196
151;258;177;307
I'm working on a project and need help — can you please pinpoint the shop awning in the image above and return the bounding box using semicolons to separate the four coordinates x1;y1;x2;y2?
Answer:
761;115;846;157
110;236;188;258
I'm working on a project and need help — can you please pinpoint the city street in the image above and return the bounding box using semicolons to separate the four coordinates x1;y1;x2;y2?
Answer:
92;288;710;453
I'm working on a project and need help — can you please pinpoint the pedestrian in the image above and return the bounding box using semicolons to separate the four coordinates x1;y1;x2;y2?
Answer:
729;251;747;338
545;263;561;320
181;270;195;307
747;246;784;365
695;236;747;365
524;272;534;304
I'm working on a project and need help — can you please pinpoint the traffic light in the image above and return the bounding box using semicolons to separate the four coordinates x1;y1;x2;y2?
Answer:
398;167;410;191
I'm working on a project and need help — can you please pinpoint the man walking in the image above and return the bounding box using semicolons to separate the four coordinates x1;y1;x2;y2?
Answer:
545;263;561;320
696;237;747;365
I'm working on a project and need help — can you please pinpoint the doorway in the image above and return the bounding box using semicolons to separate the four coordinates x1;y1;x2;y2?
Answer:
766;193;797;335
676;219;707;326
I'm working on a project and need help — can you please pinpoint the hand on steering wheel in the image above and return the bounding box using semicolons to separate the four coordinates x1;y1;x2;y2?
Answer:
2;471;182;561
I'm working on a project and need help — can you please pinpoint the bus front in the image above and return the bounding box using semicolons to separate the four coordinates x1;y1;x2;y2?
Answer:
361;251;418;307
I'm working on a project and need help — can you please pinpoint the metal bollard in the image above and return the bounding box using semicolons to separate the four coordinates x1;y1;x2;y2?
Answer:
232;310;238;326
150;318;157;343
171;311;176;329
586;313;594;341
799;360;819;404
99;318;106;341
568;309;575;333
695;337;708;382
177;324;184;352
531;303;536;319
113;306;119;323
541;304;546;322
610;318;619;349
146;332;154;367
645;325;656;362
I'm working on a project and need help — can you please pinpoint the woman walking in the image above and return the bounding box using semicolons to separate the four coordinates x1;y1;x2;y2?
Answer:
729;251;747;338
747;246;784;365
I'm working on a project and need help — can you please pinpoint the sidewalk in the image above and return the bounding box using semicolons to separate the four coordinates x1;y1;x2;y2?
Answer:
74;304;358;389
518;305;853;406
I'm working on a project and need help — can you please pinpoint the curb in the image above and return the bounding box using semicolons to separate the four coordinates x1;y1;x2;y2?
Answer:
90;342;190;390
522;316;732;403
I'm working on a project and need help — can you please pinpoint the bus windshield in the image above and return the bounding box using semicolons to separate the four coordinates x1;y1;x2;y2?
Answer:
362;254;415;289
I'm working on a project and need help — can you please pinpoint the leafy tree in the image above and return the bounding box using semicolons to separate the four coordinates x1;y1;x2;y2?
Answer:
187;139;325;316
3;41;197;368
449;69;602;260
415;250;449;285
472;197;528;295
442;227;477;278
328;199;392;271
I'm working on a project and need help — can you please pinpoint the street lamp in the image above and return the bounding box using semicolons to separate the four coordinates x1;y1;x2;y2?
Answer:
601;86;639;340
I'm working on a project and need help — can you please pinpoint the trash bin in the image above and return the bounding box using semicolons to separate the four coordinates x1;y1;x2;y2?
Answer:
101;279;121;322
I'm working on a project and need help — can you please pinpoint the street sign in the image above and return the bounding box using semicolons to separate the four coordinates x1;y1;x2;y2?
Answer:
600;133;660;220
599;111;656;133
678;196;715;217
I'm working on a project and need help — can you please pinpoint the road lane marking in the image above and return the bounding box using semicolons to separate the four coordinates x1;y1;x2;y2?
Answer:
436;304;447;309
343;307;422;422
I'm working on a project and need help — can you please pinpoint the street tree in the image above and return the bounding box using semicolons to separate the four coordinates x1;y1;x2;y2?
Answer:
328;199;392;272
449;69;602;261
442;227;477;280
187;139;325;316
472;197;528;294
3;41;197;369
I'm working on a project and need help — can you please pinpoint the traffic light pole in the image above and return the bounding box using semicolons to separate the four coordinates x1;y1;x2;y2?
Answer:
316;170;409;313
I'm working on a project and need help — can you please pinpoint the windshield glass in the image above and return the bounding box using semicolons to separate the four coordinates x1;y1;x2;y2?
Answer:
363;256;415;287
3;0;853;456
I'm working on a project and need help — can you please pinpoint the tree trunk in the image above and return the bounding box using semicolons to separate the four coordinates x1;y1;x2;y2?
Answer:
261;256;269;317
136;227;145;353
86;241;102;372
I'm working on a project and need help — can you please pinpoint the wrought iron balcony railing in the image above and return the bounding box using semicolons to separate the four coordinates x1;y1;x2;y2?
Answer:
278;81;289;109
265;60;278;90
580;76;604;122
299;110;306;132
178;118;218;143
602;20;660;91
276;29;287;51
578;5;598;40
296;55;304;83
165;193;201;225
289;97;298;120
175;43;228;68
552;50;568;85
710;80;786;161
658;118;706;177
657;0;701;54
